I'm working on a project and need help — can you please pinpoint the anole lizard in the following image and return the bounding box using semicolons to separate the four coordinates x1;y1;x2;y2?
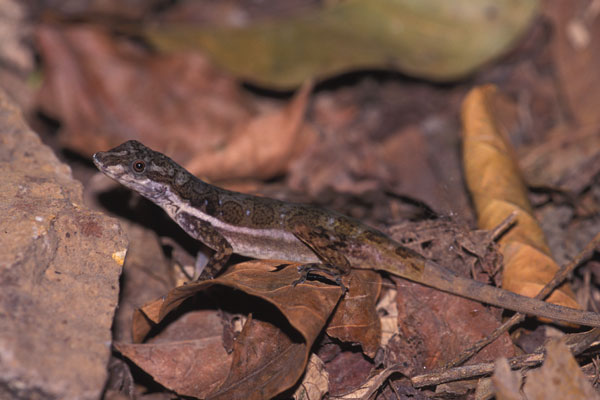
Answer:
93;140;600;327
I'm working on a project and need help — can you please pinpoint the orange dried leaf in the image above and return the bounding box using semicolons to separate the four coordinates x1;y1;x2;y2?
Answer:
185;80;316;180
461;85;579;310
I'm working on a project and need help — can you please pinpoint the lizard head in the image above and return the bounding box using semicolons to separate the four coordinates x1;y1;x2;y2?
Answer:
93;140;191;203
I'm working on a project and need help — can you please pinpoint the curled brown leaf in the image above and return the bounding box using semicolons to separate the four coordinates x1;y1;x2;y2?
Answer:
119;261;342;399
461;85;579;310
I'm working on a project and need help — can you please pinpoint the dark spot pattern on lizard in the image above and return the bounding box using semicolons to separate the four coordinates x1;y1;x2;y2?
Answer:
251;202;275;226
221;201;244;225
191;188;219;215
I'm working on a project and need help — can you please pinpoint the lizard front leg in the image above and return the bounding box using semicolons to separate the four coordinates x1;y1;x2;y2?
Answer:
291;223;351;292
175;212;233;280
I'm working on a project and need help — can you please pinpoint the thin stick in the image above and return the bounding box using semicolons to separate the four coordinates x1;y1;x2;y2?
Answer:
411;327;600;388
489;211;518;241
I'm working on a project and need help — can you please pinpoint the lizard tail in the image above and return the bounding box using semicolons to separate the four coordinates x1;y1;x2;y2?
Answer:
414;260;600;327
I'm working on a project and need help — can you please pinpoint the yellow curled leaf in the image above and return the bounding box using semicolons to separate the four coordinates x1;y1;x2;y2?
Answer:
461;85;579;310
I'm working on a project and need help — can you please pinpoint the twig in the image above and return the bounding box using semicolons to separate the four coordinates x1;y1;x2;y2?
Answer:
412;352;543;388
357;365;405;400
489;211;518;241
411;327;600;388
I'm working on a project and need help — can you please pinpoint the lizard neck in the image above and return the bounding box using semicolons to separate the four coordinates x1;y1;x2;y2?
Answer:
159;175;289;230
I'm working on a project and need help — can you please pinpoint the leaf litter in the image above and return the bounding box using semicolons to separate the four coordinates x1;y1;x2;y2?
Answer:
19;1;600;399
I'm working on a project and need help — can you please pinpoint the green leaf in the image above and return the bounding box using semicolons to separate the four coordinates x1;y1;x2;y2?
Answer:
145;0;538;88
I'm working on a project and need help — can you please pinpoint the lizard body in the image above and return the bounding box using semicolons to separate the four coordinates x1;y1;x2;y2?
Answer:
93;140;600;327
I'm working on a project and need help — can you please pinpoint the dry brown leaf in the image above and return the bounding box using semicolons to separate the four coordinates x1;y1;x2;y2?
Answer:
320;348;374;396
376;125;469;215
526;2;600;203
185;80;316;180
491;358;524;400
325;269;382;358
115;311;232;398
545;1;600;128
523;340;600;400
120;261;342;399
393;277;515;370
36;24;250;161
461;85;579;310
520;125;600;195
210;314;304;400
130;300;162;343
384;218;515;371
36;24;314;181
292;354;329;400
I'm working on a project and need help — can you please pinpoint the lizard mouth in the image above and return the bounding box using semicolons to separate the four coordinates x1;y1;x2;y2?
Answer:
92;152;101;163
92;151;128;181
92;152;107;171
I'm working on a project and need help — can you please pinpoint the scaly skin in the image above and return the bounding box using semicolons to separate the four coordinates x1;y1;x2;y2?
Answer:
93;140;600;327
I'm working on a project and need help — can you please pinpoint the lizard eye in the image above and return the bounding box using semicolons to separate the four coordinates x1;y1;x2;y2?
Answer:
132;160;146;173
